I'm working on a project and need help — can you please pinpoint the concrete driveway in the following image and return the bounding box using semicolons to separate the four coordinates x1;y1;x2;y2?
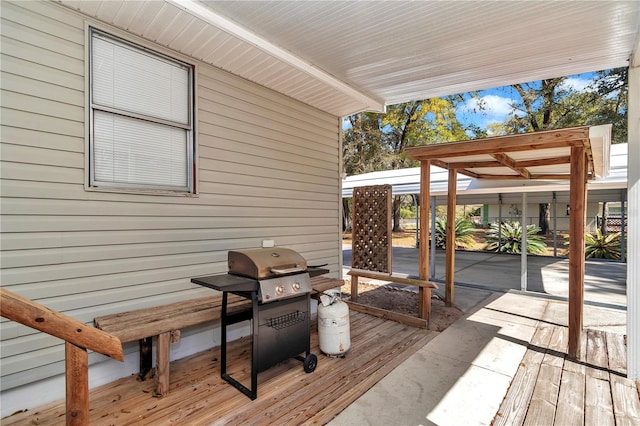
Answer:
343;246;627;309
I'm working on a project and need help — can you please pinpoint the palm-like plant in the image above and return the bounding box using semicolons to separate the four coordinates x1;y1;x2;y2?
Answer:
585;230;621;260
485;221;546;254
434;217;476;249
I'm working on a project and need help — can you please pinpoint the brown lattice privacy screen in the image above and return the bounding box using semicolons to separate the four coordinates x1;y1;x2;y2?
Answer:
351;185;392;273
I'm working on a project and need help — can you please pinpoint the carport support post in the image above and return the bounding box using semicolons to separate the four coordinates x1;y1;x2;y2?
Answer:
430;196;437;280
620;189;626;262
419;160;431;318
445;168;457;306
568;144;587;359
553;192;558;257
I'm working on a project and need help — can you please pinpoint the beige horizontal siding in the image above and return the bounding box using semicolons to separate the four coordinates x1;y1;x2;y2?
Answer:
0;0;341;392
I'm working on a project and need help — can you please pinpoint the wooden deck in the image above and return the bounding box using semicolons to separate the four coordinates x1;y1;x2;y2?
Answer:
3;311;436;425
493;326;640;426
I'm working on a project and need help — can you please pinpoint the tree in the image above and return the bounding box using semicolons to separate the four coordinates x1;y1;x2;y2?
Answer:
343;98;469;231
502;68;627;144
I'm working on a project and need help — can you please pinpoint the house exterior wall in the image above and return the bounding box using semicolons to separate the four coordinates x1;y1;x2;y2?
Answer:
0;0;341;413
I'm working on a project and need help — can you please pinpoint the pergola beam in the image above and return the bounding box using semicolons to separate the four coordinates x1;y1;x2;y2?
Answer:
492;153;532;179
406;127;589;160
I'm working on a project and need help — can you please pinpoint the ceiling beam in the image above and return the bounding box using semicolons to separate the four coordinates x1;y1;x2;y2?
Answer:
491;153;532;179
515;156;572;168
168;0;386;112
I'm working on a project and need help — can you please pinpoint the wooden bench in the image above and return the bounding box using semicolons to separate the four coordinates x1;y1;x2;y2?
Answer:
347;269;438;325
94;276;345;396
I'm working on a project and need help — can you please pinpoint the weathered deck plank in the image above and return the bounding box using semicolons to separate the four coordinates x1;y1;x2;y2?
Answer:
493;326;553;426
493;325;639;426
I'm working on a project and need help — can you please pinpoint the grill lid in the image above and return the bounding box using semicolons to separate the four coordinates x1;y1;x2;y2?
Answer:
228;248;308;279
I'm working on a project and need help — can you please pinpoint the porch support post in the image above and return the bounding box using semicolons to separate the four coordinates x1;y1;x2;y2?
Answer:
521;192;527;292
418;160;431;318
445;168;457;306
626;63;639;381
568;144;587;359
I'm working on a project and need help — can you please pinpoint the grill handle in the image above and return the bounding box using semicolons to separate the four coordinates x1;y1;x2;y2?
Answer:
270;266;306;275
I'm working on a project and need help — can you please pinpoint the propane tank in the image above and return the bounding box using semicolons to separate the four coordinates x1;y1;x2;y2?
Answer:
317;292;351;357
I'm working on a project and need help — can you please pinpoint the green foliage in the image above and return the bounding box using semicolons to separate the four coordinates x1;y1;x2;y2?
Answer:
500;69;627;144
434;217;476;249
485;221;547;254
585;230;621;260
400;206;415;219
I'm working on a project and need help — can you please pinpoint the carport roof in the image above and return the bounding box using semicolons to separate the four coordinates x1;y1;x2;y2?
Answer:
59;1;640;116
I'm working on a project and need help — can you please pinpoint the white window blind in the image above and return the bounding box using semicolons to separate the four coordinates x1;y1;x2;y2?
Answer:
90;29;193;191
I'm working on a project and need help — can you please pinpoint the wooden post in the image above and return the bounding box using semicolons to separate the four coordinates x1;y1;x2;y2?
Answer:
155;331;171;396
445;168;457;306
350;274;359;302
419;160;431;318
66;342;89;425
568;145;587;359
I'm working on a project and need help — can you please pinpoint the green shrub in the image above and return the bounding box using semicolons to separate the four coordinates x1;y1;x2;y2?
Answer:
434;217;476;249
485;221;546;254
585;230;621;260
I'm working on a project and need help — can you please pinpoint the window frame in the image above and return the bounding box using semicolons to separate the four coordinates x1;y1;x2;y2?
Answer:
88;27;195;194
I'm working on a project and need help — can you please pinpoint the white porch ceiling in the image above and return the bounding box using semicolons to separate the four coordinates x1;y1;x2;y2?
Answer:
58;0;640;117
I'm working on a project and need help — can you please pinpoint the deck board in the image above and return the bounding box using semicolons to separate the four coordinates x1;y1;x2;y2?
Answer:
494;325;640;426
2;311;436;426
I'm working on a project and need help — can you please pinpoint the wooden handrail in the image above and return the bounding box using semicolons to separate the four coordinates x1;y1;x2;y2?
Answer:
0;288;124;425
0;288;123;360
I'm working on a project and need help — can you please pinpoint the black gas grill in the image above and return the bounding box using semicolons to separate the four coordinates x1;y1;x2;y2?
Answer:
191;248;327;400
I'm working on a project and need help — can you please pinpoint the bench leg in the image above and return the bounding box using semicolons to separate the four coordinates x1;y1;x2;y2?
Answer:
350;275;359;301
139;337;153;381
155;331;171;396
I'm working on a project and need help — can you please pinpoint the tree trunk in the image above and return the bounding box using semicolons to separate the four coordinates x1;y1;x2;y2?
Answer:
600;202;608;234
538;203;550;234
392;195;403;232
342;198;352;232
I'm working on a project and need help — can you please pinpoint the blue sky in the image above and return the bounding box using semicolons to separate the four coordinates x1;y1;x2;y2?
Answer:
455;72;597;132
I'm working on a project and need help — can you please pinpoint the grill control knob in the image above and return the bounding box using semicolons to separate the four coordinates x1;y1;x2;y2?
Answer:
292;282;301;291
275;285;285;295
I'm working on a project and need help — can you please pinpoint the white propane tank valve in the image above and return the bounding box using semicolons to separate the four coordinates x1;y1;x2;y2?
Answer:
317;291;351;357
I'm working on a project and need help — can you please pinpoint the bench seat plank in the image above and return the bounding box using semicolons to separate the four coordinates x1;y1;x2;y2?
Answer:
94;295;250;343
347;269;437;288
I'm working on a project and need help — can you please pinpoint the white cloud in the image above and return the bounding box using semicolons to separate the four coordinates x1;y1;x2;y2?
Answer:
561;77;594;92
458;94;518;128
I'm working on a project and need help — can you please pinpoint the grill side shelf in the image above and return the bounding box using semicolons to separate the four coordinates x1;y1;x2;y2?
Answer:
191;274;258;292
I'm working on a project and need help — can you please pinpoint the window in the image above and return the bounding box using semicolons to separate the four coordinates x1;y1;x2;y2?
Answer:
89;28;194;192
